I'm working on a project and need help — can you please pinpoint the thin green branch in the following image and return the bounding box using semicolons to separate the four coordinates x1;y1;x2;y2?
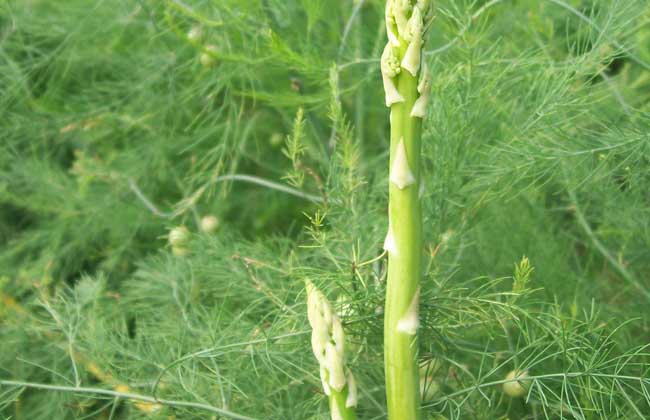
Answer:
0;379;258;420
427;371;650;407
129;174;326;219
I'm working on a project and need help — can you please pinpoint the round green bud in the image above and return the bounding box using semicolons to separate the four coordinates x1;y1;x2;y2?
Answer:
269;133;284;147
187;25;203;43
200;215;219;233
168;226;190;248
200;45;218;67
503;369;530;398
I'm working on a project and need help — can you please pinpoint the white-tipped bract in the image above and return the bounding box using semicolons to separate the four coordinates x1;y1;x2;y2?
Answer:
320;366;331;396
387;0;412;36
385;1;400;46
390;139;416;189
411;65;431;118
345;371;358;408
325;342;346;392
396;287;420;335
383;223;398;255
381;44;404;107
401;6;423;76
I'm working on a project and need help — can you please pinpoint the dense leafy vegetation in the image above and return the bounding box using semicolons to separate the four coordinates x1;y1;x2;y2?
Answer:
1;0;649;418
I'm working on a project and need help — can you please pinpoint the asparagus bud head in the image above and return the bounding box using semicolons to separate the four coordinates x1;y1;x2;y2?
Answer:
381;44;404;106
305;281;358;419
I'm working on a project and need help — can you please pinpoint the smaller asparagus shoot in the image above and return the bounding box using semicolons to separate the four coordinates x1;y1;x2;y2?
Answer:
306;281;358;420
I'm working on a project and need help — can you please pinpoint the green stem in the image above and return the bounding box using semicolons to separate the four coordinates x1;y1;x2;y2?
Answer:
329;387;358;420
0;379;256;420
385;62;423;419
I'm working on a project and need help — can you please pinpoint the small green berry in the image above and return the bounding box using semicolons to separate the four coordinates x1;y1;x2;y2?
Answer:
169;226;190;256
187;25;203;43
168;226;189;247
200;45;218;67
200;215;219;233
503;369;530;398
269;133;283;147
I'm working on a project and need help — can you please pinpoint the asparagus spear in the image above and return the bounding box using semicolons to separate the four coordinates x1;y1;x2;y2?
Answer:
381;1;433;418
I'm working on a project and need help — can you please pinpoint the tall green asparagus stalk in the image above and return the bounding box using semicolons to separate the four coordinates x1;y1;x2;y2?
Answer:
306;281;358;420
381;1;433;419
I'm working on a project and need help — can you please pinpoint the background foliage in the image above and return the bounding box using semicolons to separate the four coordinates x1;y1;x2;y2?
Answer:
1;0;650;418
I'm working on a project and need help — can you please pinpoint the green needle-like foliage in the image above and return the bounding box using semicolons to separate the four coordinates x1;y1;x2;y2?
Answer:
1;0;650;419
